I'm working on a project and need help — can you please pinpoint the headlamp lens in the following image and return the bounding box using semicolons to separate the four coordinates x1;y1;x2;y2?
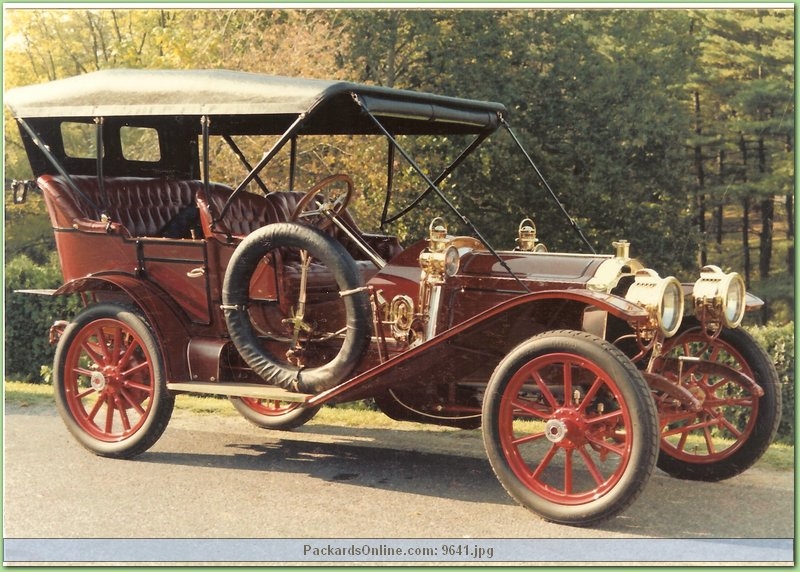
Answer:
723;273;746;327
444;246;460;277
660;278;684;337
693;266;746;329
625;269;684;337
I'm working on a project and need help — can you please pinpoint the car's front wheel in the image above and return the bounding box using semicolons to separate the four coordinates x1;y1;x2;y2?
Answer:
482;330;659;526
653;318;781;481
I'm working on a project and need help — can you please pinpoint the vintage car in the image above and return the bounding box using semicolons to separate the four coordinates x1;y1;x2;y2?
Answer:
6;69;780;526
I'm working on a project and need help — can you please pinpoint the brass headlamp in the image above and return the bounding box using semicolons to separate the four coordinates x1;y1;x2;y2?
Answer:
692;265;746;329
625;269;684;337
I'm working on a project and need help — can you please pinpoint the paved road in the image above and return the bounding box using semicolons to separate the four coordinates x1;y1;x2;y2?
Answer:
3;403;794;564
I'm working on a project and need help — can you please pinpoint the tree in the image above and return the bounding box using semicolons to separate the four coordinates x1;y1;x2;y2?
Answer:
4;7;790;286
693;9;794;284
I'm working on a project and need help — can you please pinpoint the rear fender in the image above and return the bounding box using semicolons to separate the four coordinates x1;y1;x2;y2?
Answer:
54;274;191;380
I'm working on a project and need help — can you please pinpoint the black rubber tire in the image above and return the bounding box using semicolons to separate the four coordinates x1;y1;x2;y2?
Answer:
222;222;372;393
53;303;174;459
655;318;782;481
229;396;321;430
482;330;659;526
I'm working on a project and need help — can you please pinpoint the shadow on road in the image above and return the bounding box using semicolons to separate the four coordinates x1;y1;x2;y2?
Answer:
139;430;515;507
134;421;793;537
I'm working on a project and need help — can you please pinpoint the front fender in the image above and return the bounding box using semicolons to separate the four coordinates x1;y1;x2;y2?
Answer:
505;288;650;323
312;288;649;405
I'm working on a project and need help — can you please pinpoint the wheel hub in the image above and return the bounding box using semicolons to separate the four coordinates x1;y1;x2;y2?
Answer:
545;409;589;447
544;419;568;443
90;370;107;391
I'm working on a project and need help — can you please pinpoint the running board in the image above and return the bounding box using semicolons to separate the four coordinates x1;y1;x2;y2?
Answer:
166;382;311;402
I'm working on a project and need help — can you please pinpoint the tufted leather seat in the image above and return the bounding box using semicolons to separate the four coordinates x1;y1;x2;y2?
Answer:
37;174;229;238
196;186;307;238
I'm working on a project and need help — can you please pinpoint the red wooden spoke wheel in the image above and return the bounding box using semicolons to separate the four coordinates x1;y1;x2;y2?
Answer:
654;318;781;481
230;396;320;430
54;304;174;458
482;331;659;526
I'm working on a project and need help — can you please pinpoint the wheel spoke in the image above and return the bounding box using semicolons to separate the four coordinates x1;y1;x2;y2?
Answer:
511;397;550;420
705;393;754;407
718;416;743;439
511;430;547;447
121;360;151;380
116;336;141;371
118;387;146;416
104;396;115;433
93;326;113;362
116;396;132;432
531;370;559;409
706;377;740;394
72;366;95;378
674;427;690;452
562;361;573;404
578;375;604;413
703;425;716;455
80;339;106;366
111;326;123;364
563;449;573;494
663;418;712;437
577;445;606;486
584;409;623;426
75;386;97;400
122;379;153;395
529;443;559;481
85;392;106;422
585;432;626;458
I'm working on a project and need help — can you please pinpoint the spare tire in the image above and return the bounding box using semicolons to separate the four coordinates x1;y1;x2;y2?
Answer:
222;222;371;393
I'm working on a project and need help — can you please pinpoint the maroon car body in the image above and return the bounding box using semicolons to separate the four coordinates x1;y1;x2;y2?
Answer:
6;69;780;526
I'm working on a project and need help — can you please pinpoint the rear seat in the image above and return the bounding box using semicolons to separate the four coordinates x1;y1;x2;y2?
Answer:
38;174;233;239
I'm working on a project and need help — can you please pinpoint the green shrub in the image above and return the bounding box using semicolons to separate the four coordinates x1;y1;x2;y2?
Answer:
4;253;80;381
747;322;795;444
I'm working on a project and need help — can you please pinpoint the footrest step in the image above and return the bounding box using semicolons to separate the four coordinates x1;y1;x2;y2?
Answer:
166;382;311;402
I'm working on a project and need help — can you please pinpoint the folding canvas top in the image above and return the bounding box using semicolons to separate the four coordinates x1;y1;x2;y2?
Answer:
5;69;506;135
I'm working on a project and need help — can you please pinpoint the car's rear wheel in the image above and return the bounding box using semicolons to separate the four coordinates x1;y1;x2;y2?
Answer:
53;303;174;458
482;330;659;526
230;396;320;430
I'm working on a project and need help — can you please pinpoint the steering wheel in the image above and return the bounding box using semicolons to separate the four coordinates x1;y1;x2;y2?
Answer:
290;174;354;230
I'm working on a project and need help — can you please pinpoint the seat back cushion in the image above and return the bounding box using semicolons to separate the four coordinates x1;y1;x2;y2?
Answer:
197;187;307;237
38;174;212;237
